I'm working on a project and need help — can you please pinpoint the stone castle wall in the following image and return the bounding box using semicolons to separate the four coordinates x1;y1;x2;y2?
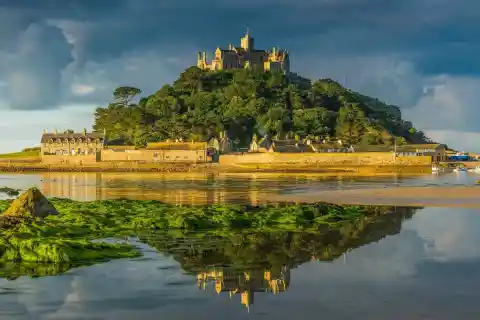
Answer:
219;152;432;167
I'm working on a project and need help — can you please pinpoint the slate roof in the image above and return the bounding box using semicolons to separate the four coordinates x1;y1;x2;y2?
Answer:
41;132;105;143
257;137;314;153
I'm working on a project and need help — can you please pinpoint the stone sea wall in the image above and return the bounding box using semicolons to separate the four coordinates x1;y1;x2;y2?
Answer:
219;152;432;167
101;149;208;162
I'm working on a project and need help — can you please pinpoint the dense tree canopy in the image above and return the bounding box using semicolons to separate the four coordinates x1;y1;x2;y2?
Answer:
93;67;431;147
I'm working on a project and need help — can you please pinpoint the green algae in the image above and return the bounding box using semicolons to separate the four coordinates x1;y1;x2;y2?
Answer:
0;197;418;278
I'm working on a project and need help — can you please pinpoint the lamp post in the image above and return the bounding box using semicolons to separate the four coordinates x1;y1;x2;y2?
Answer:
386;129;397;168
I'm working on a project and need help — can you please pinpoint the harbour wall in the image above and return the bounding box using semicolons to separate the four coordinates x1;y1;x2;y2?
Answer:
219;152;432;167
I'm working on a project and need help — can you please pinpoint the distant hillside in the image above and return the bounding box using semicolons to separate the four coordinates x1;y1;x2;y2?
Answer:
93;67;431;147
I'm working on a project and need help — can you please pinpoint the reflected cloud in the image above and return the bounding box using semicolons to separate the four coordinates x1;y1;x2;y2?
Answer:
403;207;480;261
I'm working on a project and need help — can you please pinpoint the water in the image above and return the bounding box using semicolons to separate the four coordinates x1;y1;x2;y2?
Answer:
1;172;480;319
0;171;478;203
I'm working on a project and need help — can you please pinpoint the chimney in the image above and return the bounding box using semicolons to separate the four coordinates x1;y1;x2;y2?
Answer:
54;128;58;134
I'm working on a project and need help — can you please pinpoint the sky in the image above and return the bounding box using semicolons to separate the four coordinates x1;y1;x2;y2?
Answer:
0;0;479;153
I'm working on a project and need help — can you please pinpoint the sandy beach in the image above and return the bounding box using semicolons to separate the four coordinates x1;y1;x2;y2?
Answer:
268;186;480;208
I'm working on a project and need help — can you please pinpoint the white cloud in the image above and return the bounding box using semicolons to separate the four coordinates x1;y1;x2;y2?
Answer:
4;22;73;110
0;106;95;153
403;207;480;261
425;130;480;152
67;49;193;103
405;76;480;132
295;53;427;108
71;84;95;96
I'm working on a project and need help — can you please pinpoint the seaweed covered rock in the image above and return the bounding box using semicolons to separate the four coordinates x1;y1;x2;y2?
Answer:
2;187;58;219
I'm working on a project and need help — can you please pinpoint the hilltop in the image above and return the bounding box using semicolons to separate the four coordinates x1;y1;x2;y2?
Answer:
93;67;431;147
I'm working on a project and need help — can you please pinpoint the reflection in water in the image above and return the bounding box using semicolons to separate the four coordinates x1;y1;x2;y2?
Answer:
5;206;480;318
36;172;421;204
139;206;417;310
196;267;290;311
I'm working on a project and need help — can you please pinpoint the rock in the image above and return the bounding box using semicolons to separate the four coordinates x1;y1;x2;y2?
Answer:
2;187;58;219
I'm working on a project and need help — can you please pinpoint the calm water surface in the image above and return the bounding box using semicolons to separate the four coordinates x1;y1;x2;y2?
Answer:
0;171;477;203
1;172;479;319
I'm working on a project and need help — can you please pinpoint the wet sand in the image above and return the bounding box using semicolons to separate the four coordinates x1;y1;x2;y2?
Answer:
268;186;480;208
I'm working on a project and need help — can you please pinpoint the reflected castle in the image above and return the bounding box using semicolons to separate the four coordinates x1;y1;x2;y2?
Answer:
197;266;290;310
141;206;418;310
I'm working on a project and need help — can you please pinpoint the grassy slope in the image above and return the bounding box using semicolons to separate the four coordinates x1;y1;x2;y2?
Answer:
0;150;40;158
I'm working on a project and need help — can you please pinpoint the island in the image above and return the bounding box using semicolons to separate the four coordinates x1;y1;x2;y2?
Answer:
0;31;455;173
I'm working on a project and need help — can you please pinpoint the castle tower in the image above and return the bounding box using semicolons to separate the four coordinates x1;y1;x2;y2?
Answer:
240;29;254;51
197;51;208;68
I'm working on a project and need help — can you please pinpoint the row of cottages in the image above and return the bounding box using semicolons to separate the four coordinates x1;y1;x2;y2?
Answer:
40;129;233;164
40;129;105;158
249;135;447;162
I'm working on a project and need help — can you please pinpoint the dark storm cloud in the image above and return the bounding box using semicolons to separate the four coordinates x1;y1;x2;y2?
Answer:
0;0;479;111
3;22;73;110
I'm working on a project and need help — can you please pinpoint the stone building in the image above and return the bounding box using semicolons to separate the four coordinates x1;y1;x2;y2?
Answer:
197;31;290;73
101;141;210;163
208;131;233;154
40;129;105;158
352;143;447;162
249;135;314;153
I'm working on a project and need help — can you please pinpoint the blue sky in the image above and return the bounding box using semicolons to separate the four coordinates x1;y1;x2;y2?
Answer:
0;0;479;152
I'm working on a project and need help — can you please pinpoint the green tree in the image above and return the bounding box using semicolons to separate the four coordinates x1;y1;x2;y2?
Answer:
113;86;142;107
93;68;430;147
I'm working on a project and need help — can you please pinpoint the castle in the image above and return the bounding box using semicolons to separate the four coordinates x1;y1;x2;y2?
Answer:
197;31;290;73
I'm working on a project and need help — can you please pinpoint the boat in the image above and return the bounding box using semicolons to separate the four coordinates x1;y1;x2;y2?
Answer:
432;164;443;173
454;167;468;173
467;166;480;173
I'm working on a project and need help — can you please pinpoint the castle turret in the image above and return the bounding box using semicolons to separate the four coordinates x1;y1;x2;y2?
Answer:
240;29;254;51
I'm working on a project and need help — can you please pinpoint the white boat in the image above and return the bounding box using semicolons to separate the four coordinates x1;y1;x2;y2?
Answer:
432;164;443;173
454;167;468;173
468;166;480;173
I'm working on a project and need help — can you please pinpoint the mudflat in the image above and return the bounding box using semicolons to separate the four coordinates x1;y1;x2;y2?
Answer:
268;186;480;208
